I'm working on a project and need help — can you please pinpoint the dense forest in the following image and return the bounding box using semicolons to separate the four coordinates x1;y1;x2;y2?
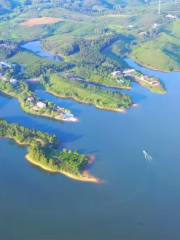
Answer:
0;119;91;179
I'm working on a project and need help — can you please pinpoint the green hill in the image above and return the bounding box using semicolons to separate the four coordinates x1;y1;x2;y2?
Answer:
132;20;180;71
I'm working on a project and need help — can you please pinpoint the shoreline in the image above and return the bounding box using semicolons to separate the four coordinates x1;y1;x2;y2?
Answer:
131;55;180;73
22;104;79;122
46;88;129;113
0;136;28;147
133;80;167;94
0;91;78;123
26;154;102;184
0;125;101;184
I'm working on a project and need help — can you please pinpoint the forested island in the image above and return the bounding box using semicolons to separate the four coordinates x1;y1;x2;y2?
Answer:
0;119;100;183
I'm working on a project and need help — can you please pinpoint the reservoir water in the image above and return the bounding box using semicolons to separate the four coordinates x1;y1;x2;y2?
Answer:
21;41;62;62
1;43;180;240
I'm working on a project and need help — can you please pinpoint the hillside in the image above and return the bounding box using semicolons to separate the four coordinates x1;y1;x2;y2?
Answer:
132;20;180;71
12;0;151;13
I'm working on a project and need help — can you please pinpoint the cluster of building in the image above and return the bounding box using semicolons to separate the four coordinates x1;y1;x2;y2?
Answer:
111;68;160;87
26;95;75;120
111;69;135;78
26;96;46;111
0;61;18;85
0;62;77;122
135;74;160;87
0;75;18;85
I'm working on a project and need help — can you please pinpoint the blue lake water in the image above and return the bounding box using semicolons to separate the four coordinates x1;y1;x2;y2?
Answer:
1;45;180;239
21;41;62;62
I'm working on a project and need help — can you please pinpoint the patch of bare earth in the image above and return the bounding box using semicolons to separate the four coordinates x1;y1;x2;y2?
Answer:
21;17;64;27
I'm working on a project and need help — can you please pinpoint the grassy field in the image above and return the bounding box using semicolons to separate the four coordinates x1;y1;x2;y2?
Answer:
44;74;132;111
132;20;180;72
9;51;71;78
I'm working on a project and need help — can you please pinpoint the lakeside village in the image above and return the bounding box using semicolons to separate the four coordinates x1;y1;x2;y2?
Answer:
0;61;78;122
65;66;164;93
111;68;165;93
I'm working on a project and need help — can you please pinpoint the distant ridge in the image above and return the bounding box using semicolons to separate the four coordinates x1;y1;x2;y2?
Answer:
0;0;151;14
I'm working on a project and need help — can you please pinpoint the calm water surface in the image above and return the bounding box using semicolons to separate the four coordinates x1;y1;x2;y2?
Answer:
21;41;62;62
1;53;180;239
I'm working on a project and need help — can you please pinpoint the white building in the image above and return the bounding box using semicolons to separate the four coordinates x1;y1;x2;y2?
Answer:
128;25;134;29
123;69;135;75
36;101;46;109
152;23;159;29
27;96;35;102
64;112;74;119
111;71;123;77
10;79;18;85
139;31;147;37
166;14;177;20
57;106;65;111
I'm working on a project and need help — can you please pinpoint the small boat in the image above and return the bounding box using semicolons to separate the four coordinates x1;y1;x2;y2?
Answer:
142;150;152;161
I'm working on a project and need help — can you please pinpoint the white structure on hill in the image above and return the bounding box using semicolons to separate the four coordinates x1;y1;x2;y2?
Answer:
36;101;46;109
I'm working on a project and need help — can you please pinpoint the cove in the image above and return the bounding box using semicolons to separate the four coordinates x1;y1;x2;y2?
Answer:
21;40;63;62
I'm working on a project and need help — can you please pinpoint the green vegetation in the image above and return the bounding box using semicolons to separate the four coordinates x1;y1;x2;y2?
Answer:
0;0;177;114
132;20;180;72
0;119;94;181
0;73;77;122
1;0;178;91
43;35;80;57
9;50;72;78
43;28;132;88
129;70;166;94
0;118;55;146
43;74;132;111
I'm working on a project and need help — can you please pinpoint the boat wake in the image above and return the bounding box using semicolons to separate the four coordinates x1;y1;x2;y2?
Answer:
142;150;152;162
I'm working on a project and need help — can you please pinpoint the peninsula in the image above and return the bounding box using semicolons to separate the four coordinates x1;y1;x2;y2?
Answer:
0;62;78;122
42;74;133;112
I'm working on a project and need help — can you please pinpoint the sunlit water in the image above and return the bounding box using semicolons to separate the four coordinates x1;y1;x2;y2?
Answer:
1;43;180;239
21;41;62;62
